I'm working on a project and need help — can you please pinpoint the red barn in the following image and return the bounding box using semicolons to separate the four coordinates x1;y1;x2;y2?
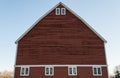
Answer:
14;2;108;78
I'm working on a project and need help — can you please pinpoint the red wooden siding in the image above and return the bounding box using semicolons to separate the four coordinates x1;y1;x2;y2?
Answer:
14;67;108;78
16;4;106;65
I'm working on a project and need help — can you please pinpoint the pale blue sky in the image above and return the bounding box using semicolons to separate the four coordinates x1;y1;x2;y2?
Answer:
0;0;120;75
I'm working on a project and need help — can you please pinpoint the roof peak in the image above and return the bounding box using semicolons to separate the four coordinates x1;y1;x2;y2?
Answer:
57;2;66;6
59;2;63;4
15;2;107;44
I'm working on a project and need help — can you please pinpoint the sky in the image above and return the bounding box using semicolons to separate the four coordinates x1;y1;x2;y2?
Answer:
0;0;120;75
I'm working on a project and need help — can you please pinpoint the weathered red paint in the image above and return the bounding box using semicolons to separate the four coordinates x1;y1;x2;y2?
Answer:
16;4;106;65
15;67;108;78
14;3;108;78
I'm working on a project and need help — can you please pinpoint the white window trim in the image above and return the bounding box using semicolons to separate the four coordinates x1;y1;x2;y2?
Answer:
20;66;30;76
93;66;102;76
45;66;54;76
55;8;60;15
16;64;107;67
61;8;66;15
68;66;77;76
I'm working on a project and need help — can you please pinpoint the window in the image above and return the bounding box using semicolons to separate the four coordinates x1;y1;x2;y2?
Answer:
20;66;30;76
93;66;102;76
68;66;77;76
61;8;66;15
56;8;60;15
45;66;54;76
55;8;66;15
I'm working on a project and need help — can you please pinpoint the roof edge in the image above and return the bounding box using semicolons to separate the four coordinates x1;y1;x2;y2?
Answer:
60;2;107;43
15;2;62;44
15;2;107;44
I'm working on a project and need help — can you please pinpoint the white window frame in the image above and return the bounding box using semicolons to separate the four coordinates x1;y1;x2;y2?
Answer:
93;66;102;76
20;66;30;76
61;8;66;15
55;8;60;15
45;66;54;76
68;66;77;76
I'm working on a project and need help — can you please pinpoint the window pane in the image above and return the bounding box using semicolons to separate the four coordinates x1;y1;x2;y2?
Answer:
57;9;59;13
61;8;66;15
94;68;97;74
73;67;76;74
98;68;101;74
21;68;24;75
56;8;60;15
69;68;72;74
25;68;29;75
46;68;49;74
62;9;64;14
50;67;53;75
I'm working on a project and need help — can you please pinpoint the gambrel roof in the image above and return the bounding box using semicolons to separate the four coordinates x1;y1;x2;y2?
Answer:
15;2;107;44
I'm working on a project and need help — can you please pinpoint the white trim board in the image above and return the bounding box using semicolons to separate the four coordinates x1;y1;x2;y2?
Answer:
15;2;107;44
15;64;107;67
13;44;18;78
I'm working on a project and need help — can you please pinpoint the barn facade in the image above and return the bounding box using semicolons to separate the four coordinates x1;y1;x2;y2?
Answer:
14;2;108;78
